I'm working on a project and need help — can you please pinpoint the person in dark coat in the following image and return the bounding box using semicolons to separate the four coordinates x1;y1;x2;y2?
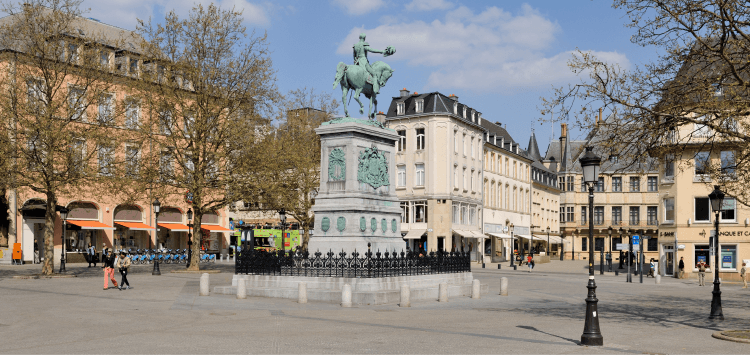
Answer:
678;257;685;279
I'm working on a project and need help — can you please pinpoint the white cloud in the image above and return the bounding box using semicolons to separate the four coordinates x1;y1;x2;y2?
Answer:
337;5;630;93
404;0;453;12
82;0;270;31
332;0;385;16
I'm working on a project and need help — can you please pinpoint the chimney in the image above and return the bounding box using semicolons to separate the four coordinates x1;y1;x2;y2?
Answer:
560;123;568;139
597;107;603;126
400;88;410;97
449;94;458;101
376;111;386;125
495;121;502;126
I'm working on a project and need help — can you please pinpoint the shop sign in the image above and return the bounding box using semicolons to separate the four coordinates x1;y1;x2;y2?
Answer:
184;190;193;204
659;231;675;237
615;243;627;250
723;255;733;268
678;244;685;250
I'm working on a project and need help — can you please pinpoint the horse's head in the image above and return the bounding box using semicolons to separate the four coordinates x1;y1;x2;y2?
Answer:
373;61;394;87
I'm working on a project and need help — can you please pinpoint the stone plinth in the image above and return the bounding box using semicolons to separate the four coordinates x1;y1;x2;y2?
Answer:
309;119;403;254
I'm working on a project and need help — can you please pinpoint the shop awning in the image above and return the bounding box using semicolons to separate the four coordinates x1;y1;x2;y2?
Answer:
115;221;155;231
67;220;115;230
158;223;190;232
488;233;513;239
201;224;233;233
516;234;544;241
403;229;426;239
471;231;488;239
454;230;485;239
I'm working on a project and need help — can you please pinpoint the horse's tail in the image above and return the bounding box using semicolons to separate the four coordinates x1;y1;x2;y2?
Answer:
333;62;346;89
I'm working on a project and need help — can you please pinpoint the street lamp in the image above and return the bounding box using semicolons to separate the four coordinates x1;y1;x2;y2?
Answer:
509;223;515;268
546;226;551;257
607;226;613;272
58;206;69;273
152;198;161;275
579;146;603;346
279;209;287;254
619;227;624;270
708;185;724;320
186;208;193;268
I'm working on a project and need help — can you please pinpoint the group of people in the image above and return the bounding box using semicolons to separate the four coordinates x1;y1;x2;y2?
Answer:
101;248;132;291
680;256;748;288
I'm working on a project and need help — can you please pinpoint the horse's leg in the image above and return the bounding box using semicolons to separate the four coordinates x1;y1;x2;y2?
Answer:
353;88;364;115
342;85;349;117
368;95;374;119
373;97;378;120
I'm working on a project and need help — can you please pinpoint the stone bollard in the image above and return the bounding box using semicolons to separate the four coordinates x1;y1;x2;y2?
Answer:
500;277;508;296
513;265;517;271
497;264;501;270
341;284;352;308
199;273;210;296
438;282;448;302
298;282;308;304
655;274;661;284
615;270;619;276
236;277;247;299
471;279;481;299
400;285;410;307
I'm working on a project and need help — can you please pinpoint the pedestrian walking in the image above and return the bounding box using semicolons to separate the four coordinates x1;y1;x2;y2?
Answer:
678;257;685;279
86;243;97;267
648;258;655;278
33;241;40;264
697;260;707;286
527;255;534;272
116;251;131;290
606;253;612;270
742;262;747;289
102;249;118;290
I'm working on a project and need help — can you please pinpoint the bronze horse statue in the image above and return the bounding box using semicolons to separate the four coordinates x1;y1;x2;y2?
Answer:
333;61;394;119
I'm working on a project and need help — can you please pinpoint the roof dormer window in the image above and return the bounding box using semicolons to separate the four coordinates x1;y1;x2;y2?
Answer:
397;102;405;115
416;100;424;113
471;110;475;123
453;102;458;115
462;107;467;118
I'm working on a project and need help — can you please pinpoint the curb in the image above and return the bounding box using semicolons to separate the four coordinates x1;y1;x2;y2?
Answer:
170;269;222;274
712;330;750;344
12;274;78;279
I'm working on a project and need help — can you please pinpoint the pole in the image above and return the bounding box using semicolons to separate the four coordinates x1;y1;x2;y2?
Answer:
710;211;724;320
581;184;603;345
640;238;644;284
509;230;514;268
547;230;550;257
560;235;564;261
627;235;632;283
59;220;67;273
152;213;161;275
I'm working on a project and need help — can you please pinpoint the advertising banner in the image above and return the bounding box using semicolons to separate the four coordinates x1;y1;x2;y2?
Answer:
252;229;301;250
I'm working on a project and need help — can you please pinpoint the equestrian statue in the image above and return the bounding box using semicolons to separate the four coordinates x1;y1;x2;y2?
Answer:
333;33;395;119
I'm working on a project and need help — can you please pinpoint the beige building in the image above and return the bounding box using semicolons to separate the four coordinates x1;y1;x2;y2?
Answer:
481;121;532;263
526;132;561;257
545;122;660;266
385;90;485;258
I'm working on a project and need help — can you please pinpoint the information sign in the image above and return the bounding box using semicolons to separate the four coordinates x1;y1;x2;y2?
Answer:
633;243;640;251
616;243;628;251
723;255;733;268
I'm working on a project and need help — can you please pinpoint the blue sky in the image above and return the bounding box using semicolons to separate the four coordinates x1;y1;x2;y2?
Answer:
83;0;659;152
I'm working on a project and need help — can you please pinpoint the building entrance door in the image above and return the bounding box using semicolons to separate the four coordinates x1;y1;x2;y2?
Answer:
664;250;674;276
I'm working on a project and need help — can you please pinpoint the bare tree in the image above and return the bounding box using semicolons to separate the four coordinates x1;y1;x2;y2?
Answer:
135;3;277;271
0;0;135;274
543;0;750;204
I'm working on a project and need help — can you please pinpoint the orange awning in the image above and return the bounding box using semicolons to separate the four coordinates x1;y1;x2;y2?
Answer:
158;223;190;232
67;220;115;230
114;221;155;231
201;224;232;233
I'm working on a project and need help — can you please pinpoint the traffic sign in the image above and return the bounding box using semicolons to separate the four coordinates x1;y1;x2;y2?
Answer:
616;243;628;250
633;244;640;251
633;235;640;245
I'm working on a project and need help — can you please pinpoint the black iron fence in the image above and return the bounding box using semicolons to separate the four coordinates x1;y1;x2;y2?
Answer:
235;245;471;278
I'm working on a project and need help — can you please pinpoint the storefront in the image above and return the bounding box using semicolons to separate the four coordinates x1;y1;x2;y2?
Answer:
157;207;187;250
200;211;231;254
65;202;114;262
113;205;154;250
402;229;426;252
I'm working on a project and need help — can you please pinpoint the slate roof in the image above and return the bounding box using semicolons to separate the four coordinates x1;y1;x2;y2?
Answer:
385;91;487;130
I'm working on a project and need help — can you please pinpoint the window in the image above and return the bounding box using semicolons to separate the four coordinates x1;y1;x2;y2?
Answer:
97;94;114;125
414;201;427;223
695;197;710;222
67;43;79;62
469;207;475;225
461;204;468;224
159;109;173;135
629;206;640;225
415;163;425;186
453;166;458;189
97;145;114;176
695;245;710;268
453;102;457;115
612;206;622;225
595;177;604;192
462;107;467;118
648;237;658;251
396;130;406;152
27;79;45;108
695;115;712;137
183;112;195;138
594;206;604;225
647;177;658;191
100;51;109;67
721;198;736;222
452;203;459;223
721;245;737;269
470;171;474;191
567;176;574;191
567;206;574;223
416;128;425;150
560;205;565;223
129;58;138;74
595;238;604;252
627;177;639;192
453;131;458;153
397;165;406;187
694;151;710;175
70;139;86;174
463;135;467;156
721;151;736;176
582;237;588;251
581;206;587;225
664;154;675;178
463;168;467;190
397;102;404;115
67;87;86;121
160;151;173;181
664;198;675;222
647;206;658;225
559;177;565;191
416;100;423;113
125;145;139;178
125;99;139;129
401;202;410;223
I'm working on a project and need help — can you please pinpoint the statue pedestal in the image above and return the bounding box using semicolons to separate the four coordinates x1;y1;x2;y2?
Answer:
309;118;404;255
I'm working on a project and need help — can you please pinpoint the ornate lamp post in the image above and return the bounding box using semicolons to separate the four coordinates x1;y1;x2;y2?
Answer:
608;226;613;272
708;185;724;320
619;227;624;270
279;209;287;254
509;223;515;267
58;206;69;273
152;198;161;276
546;226;551;257
579;146;603;346
186;208;193;268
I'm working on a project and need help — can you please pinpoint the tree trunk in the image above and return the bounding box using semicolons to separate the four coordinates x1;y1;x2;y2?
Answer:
187;212;202;271
41;192;56;275
301;223;310;252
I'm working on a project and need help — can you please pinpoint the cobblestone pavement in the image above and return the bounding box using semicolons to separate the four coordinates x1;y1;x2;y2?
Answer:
0;260;748;354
